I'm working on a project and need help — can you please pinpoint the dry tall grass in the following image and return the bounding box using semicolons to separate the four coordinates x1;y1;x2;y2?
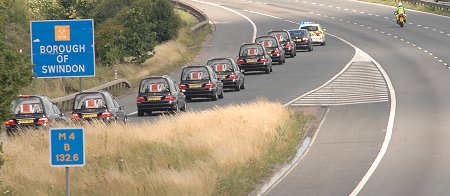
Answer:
0;101;307;195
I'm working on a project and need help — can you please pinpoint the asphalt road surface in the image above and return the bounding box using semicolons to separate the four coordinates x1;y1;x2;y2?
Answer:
119;0;450;195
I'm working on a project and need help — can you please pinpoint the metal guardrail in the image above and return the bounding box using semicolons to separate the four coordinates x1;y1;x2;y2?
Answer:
402;0;450;11
52;1;207;111
52;79;132;111
172;0;210;31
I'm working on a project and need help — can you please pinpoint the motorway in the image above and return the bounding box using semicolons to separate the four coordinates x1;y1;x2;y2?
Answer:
119;0;450;195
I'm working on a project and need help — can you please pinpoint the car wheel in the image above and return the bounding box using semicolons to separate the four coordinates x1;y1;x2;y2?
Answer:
219;89;224;99
321;41;326;46
186;97;192;101
138;110;145;117
123;116;128;125
240;80;245;89
265;66;270;74
308;45;313;51
212;92;218;101
235;83;241;91
290;51;295;58
180;103;187;112
172;103;180;114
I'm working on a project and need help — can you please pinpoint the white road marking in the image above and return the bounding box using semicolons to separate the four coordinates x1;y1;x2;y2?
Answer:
190;0;257;41
425;26;429;29
444;63;448;66
247;10;282;19
375;14;380;17
439;31;444;34
368;13;373;16
439;60;443;62
417;24;422;27
418;47;422;50
406;41;410;44
384;16;389;19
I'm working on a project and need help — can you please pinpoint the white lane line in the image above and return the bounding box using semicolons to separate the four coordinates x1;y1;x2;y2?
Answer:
384;16;389;19
445;63;448;66
447;34;450;36
247;10;282;19
439;60;443;62
417;24;422;27
368;13;373;16
439;31;444;34
375;14;380;17
418;47;422;50
190;0;257;41
129;111;137;115
425;26;429;29
349;41;397;196
329;5;333;8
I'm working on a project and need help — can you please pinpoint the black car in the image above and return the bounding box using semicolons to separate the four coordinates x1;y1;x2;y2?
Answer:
254;35;285;64
136;75;186;116
237;43;273;74
288;29;313;51
70;91;127;123
268;30;297;58
179;65;224;101
4;95;68;135
206;57;245;91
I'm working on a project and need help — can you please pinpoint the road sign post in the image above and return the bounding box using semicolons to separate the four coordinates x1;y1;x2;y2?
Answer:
50;128;85;196
31;19;95;78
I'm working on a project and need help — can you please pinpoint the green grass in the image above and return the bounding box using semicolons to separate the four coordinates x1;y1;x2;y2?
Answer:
359;0;450;17
214;111;311;195
20;9;212;98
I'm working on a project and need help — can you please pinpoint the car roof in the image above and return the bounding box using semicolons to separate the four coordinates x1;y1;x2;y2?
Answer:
141;75;170;80
207;57;233;61
268;30;289;33
300;23;321;27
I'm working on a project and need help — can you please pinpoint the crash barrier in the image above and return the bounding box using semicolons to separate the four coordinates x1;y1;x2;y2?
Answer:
402;0;450;11
172;0;210;32
52;79;132;111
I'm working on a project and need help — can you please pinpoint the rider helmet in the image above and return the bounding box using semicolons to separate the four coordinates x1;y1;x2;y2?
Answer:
399;2;403;6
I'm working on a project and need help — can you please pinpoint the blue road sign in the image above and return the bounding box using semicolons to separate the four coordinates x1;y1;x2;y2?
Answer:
50;128;85;167
31;19;95;78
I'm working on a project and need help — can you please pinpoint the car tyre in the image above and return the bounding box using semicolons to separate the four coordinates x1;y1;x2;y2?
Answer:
235;84;241;91
180;103;187;112
265;67;270;74
218;89;224;99
240;80;245;89
138;110;145;117
212;93;218;101
321;41;326;46
308;45;313;51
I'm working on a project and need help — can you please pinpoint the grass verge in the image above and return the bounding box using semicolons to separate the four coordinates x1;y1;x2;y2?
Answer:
0;100;311;195
359;0;450;17
21;9;211;98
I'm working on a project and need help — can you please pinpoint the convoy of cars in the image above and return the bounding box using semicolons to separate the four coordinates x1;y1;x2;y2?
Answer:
3;22;326;135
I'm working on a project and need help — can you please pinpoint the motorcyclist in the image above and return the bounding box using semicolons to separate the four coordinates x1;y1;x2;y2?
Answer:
395;2;407;22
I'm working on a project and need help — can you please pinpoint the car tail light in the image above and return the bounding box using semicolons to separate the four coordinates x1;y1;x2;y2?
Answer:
205;82;214;89
4;119;16;125
229;74;238;79
315;31;321;36
71;113;80;119
273;49;281;55
286;42;293;49
20;95;30;98
237;58;245;65
164;95;175;101
179;84;187;90
260;58;269;63
136;96;145;103
38;116;49;124
101;111;113;118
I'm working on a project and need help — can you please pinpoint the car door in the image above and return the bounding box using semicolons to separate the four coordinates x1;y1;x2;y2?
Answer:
210;68;223;91
52;103;67;123
233;61;244;85
170;78;185;106
112;97;126;121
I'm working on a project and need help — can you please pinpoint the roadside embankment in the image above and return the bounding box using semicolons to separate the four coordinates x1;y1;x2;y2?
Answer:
0;100;311;195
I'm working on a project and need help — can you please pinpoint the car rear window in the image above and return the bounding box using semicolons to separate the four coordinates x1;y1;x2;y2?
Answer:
74;93;107;109
289;30;308;37
182;67;210;81
140;78;169;93
268;32;289;42
255;38;277;48
240;45;264;56
207;59;233;72
11;97;44;115
301;26;319;31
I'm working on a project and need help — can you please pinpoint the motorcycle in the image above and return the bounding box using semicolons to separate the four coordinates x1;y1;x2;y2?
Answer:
396;13;406;27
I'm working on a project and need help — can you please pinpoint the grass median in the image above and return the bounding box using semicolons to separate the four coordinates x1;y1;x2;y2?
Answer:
21;9;211;98
0;100;311;195
359;0;450;17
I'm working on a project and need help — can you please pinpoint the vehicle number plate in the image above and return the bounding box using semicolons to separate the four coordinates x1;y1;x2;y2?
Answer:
83;113;98;118
147;96;161;101
218;75;227;79
189;84;202;88
18;119;34;124
247;59;257;63
296;38;303;42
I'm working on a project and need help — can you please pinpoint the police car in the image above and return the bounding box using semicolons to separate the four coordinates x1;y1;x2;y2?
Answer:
299;21;326;46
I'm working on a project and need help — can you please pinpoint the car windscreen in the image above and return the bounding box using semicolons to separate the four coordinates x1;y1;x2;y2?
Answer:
207;59;234;72
74;93;107;110
289;30;308;37
301;26;319;31
11;97;44;115
182;67;210;81
240;45;264;56
268;32;289;42
255;38;277;48
139;78;169;93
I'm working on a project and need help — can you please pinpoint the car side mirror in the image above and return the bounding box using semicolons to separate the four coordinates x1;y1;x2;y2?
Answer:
323;29;326;31
119;106;126;110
